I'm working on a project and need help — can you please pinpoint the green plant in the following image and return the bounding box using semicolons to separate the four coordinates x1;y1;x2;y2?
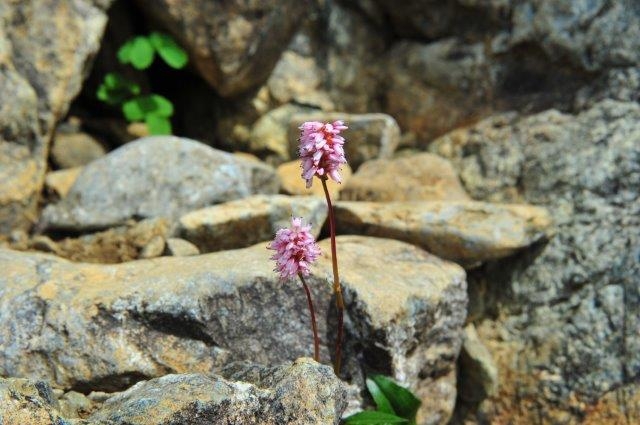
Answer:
344;375;422;425
96;32;188;135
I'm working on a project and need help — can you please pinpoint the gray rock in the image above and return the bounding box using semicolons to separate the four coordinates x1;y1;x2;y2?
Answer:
0;235;467;424
40;137;279;231
164;238;200;257
430;100;640;422
288;113;400;170
89;359;347;425
0;0;112;235
177;194;327;253
334;200;553;267
134;0;304;96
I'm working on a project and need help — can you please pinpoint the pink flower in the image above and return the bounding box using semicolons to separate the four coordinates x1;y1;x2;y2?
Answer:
299;120;348;188
268;217;321;280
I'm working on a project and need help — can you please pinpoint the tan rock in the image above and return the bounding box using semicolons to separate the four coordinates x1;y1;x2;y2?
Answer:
51;131;105;169
288;113;400;169
44;167;83;199
139;235;166;259
0;236;467;424
277;160;352;199
178;194;327;253
0;378;66;425
164;238;200;257
334;200;554;266
340;153;470;202
458;324;498;403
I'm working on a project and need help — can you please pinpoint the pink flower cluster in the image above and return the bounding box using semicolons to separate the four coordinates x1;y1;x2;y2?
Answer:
299;120;348;188
268;217;321;280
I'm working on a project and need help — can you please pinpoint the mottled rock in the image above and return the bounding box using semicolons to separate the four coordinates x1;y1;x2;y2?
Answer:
51;131;105;169
44;167;83;199
430;100;640;422
288;113;400;170
177;194;327;253
139;235;166;259
340;153;470;202
135;0;304;96
0;377;65;425
277;160;352;199
0;0;112;235
164;238;200;257
335;200;553;267
458;324;498;403
89;359;347;425
41;137;279;231
58;391;94;419
0;235;466;424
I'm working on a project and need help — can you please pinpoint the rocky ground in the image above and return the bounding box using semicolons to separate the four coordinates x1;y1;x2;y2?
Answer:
1;1;639;424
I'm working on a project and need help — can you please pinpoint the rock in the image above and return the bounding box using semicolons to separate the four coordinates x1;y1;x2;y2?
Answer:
164;238;200;257
288;113;400;170
457;324;498;403
51;131;105;169
0;235;467;424
430;100;640;422
139;235;166;259
40;137;279;231
134;0;305;97
44;167;83;199
0;377;66;425
89;359;347;425
277;160;352;199
177;194;327;253
58;391;94;419
29;235;60;255
340;153;470;202
0;0;113;235
335;200;553;267
52;218;171;264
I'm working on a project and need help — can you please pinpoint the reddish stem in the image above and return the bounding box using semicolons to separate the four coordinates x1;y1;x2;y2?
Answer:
299;273;320;362
321;177;345;375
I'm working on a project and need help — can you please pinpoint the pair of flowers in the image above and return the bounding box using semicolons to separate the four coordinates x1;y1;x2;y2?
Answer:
268;120;347;373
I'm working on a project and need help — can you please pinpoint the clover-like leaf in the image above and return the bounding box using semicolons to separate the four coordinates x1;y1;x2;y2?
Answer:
121;94;174;121
344;410;408;424
127;36;155;70
370;375;421;424
149;32;188;69
96;73;140;106
145;113;172;135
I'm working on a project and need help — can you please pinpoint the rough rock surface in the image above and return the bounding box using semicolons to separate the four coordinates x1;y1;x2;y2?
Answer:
0;0;112;235
288;113;400;170
177;194;327;253
335;200;553;267
277;160;352;199
135;0;304;97
89;359;347;425
340;153;470;202
40;137;279;231
431;100;640;422
0;235;467;424
0;377;68;425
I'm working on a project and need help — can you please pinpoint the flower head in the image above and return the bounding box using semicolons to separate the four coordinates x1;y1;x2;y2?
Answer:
299;120;348;188
268;217;321;280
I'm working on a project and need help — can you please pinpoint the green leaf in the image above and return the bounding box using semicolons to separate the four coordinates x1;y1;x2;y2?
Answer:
149;32;188;69
366;378;396;415
117;39;134;64
121;94;174;121
129;36;155;70
344;411;408;424
145;113;172;135
96;73;139;106
370;376;421;424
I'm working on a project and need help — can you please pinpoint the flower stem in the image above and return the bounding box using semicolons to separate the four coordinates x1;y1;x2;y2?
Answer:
320;177;345;375
298;273;320;362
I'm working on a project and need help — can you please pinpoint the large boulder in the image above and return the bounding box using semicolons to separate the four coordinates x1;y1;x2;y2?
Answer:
0;235;467;424
89;359;347;425
134;0;305;97
40;137;279;231
430;100;640;422
0;0;112;235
